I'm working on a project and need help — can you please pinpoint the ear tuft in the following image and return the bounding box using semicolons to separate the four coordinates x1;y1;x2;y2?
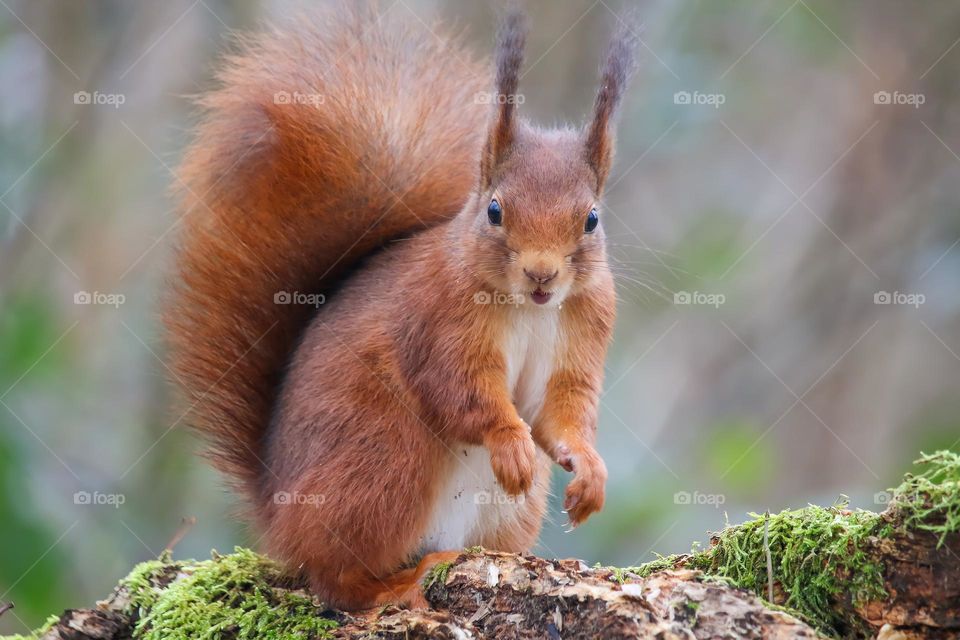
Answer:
480;3;529;190
584;12;639;193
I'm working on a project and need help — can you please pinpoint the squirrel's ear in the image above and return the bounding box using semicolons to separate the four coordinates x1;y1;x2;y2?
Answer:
480;6;528;191
583;14;639;194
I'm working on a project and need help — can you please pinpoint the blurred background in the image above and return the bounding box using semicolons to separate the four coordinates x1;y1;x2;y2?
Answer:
2;0;960;632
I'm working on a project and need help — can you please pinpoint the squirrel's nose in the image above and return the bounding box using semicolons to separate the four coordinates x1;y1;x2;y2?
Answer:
524;267;558;285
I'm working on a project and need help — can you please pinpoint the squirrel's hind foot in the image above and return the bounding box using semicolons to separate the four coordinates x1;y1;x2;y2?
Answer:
316;550;461;612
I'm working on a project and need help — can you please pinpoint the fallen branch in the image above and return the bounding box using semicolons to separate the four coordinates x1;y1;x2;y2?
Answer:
625;451;960;638
18;550;822;640
4;451;958;640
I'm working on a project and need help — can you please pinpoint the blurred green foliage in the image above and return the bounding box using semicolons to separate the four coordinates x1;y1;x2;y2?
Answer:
0;416;70;625
702;420;775;496
0;294;63;384
0;295;70;622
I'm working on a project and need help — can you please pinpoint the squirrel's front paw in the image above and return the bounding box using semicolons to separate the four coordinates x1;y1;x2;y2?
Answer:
560;445;607;526
484;422;537;496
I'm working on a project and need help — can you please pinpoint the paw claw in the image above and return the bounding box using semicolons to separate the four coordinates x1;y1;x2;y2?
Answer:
561;447;607;526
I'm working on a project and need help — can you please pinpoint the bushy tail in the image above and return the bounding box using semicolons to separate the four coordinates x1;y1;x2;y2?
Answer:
164;4;488;503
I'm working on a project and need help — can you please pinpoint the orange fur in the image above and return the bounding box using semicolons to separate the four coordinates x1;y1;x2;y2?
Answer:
166;3;635;610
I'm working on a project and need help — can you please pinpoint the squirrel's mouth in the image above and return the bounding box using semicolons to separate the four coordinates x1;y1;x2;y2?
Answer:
530;288;553;305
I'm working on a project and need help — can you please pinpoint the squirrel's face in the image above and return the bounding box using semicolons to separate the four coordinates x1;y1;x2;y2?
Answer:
467;9;634;308
468;130;608;308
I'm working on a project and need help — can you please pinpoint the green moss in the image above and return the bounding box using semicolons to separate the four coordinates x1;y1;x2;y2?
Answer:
609;553;686;581
609;451;960;638
693;501;884;636
889;450;960;547
129;548;336;640
120;552;181;614
422;561;453;592
608;504;883;634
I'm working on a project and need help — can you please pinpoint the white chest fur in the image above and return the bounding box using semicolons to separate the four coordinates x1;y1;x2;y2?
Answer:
502;305;561;424
419;306;560;554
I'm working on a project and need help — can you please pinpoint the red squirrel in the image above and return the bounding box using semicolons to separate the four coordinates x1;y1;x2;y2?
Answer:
165;3;636;610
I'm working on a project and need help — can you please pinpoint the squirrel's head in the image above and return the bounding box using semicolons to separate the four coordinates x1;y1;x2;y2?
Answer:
464;8;637;308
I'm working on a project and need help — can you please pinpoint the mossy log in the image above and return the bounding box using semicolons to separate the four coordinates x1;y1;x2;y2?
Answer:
6;452;959;640
627;451;960;638
17;550;821;640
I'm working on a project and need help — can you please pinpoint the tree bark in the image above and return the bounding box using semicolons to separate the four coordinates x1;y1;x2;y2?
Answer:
38;552;823;640
24;524;960;640
18;452;960;640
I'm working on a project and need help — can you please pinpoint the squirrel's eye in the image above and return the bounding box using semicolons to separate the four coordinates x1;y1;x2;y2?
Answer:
584;208;599;233
487;199;503;226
